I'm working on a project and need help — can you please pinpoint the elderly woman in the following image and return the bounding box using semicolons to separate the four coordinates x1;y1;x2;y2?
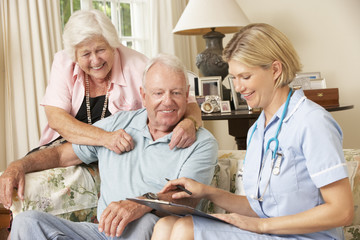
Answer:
38;9;201;154
151;23;353;240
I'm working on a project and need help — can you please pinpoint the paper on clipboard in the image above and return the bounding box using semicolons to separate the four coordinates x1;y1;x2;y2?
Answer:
126;198;225;223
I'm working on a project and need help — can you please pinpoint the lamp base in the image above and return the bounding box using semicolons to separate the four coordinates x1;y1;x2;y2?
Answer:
196;29;229;80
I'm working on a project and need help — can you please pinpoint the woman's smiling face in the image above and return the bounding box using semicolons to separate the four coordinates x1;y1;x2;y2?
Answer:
75;35;115;81
228;59;279;111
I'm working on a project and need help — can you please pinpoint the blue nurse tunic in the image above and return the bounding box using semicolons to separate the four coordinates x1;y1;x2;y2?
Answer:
193;89;348;240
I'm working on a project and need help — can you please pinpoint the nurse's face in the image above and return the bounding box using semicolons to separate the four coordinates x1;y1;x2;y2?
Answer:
75;35;115;82
228;60;281;111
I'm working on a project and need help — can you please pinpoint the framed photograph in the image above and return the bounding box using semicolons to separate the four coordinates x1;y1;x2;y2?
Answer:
195;96;206;107
220;101;231;113
228;76;248;110
187;70;199;96
199;76;223;99
310;78;327;89
295;72;321;80
291;71;326;90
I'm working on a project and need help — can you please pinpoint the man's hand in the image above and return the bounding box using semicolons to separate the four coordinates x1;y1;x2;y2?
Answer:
0;163;25;209
98;200;151;238
169;118;196;150
102;129;134;154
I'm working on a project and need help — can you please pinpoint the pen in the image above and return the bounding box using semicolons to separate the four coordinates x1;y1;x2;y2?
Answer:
165;178;192;195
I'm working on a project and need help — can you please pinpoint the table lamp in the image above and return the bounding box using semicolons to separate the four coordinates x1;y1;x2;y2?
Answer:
173;0;249;80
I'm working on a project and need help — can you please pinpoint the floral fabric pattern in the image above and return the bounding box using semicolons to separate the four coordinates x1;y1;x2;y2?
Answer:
5;163;100;219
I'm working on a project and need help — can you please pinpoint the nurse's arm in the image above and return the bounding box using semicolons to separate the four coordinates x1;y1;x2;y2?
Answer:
216;178;353;234
204;187;259;217
164;178;258;218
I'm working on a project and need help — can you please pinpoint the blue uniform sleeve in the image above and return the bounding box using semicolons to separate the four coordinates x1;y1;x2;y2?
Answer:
300;107;348;188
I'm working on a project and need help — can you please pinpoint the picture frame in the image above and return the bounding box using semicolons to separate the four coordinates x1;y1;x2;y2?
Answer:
195;96;206;107
220;101;231;113
199;76;223;99
291;72;326;90
309;78;327;89
187;70;199;96
228;76;248;110
295;72;321;80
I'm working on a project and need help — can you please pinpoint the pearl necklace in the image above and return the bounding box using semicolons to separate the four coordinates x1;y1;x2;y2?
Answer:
85;74;111;124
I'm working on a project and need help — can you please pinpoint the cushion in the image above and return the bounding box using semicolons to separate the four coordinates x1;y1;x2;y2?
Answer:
202;150;246;214
343;149;360;226
8;163;100;218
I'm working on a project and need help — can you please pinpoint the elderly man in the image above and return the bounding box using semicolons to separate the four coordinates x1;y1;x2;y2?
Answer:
0;54;218;239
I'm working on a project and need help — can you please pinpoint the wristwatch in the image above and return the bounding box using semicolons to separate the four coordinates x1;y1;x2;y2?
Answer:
142;192;158;214
142;192;159;200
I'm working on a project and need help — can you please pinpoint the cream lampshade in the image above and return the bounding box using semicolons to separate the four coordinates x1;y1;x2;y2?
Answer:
174;0;249;80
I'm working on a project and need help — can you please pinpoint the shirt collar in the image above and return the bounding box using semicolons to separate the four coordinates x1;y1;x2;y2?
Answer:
257;88;306;129
128;109;173;143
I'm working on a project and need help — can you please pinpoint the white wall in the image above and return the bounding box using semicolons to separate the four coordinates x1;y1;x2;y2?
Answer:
204;0;360;149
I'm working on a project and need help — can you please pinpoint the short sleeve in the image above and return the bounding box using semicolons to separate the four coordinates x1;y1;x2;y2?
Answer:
178;130;218;185
40;51;76;112
301;109;348;187
72;143;99;164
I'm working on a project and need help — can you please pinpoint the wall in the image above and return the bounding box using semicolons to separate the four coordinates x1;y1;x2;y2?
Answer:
203;0;360;149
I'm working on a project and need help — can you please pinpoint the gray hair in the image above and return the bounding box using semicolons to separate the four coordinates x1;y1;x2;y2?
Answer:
63;9;121;61
142;54;189;89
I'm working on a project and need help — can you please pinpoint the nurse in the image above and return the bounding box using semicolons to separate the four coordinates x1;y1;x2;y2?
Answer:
151;23;353;240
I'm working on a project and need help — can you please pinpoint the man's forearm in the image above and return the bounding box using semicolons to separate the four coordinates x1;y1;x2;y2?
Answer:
9;142;80;174
0;142;81;208
7;147;59;175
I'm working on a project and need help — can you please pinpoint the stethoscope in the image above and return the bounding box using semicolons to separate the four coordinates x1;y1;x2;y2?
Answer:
241;88;306;202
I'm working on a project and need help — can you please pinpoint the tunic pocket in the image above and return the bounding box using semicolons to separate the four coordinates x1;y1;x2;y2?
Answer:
269;149;299;194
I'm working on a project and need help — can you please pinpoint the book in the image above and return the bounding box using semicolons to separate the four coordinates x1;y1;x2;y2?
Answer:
126;198;224;222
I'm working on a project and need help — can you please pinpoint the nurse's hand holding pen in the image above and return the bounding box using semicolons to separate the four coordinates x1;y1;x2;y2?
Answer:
159;177;206;200
159;177;262;233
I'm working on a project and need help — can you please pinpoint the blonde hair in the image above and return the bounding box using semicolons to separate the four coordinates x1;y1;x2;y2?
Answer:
63;9;121;61
223;23;302;88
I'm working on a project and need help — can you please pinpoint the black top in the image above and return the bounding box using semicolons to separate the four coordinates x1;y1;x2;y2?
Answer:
28;95;112;154
75;95;111;123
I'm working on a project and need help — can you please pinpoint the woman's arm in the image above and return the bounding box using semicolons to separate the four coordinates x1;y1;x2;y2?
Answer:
215;178;354;234
45;106;134;154
169;102;202;149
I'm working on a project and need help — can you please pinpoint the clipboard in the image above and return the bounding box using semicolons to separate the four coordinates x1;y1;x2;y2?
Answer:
126;198;224;222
